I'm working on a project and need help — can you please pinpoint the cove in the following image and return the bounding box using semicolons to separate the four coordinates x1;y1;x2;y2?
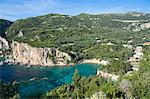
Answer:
0;63;100;98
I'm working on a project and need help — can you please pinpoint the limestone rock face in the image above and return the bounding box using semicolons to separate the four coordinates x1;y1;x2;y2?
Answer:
0;36;9;49
140;22;150;30
17;30;24;37
12;41;71;66
126;22;150;31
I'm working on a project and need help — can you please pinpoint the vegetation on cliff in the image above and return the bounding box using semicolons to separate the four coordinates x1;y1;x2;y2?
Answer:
0;19;12;37
0;81;20;99
45;69;121;99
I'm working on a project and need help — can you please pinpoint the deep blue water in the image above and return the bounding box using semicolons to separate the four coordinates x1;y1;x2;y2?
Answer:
0;63;99;97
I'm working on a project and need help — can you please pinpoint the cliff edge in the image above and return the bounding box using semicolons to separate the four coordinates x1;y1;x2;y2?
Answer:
12;41;71;66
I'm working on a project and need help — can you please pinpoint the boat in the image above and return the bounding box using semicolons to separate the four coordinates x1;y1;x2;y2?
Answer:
26;65;31;68
30;77;36;81
42;77;48;80
0;61;4;65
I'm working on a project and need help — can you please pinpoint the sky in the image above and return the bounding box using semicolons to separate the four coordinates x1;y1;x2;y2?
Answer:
0;0;150;21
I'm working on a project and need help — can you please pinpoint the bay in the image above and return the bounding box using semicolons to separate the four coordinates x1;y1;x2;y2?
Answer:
0;63;100;97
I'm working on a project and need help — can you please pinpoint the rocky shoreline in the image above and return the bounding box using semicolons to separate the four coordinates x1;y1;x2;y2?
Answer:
11;41;72;67
0;38;105;67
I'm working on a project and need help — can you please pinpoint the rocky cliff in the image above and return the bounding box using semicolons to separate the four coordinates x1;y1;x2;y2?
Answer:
0;36;9;49
127;22;150;31
12;41;71;66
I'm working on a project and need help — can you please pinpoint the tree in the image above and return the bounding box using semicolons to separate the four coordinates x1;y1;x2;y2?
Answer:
10;94;20;99
0;81;19;99
72;69;84;99
73;69;80;88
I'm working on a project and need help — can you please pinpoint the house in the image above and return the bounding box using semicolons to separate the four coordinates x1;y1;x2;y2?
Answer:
133;54;141;62
128;46;143;62
132;67;139;71
135;46;143;52
0;50;3;55
143;42;150;45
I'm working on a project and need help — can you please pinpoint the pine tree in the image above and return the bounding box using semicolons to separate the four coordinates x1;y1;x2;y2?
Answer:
72;69;83;99
73;69;80;88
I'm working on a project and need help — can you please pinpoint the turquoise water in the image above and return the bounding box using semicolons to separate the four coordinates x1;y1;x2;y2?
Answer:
0;63;99;97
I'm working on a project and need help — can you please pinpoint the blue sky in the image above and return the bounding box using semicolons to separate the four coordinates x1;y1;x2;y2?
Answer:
0;0;150;21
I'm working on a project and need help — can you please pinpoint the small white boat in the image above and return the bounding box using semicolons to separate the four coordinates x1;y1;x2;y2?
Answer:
30;77;36;81
26;65;31;68
42;77;48;80
0;61;4;65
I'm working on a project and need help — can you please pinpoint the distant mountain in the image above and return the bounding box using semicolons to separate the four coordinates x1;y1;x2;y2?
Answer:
0;19;12;37
126;11;148;16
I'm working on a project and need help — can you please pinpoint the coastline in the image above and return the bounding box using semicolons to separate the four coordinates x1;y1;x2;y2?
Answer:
1;57;101;67
81;59;100;64
14;58;100;67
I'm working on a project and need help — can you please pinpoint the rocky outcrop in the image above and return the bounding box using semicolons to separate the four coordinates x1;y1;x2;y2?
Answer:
11;41;71;66
0;36;9;49
87;91;106;99
140;22;150;30
119;79;133;99
126;22;150;31
97;70;119;81
17;30;24;37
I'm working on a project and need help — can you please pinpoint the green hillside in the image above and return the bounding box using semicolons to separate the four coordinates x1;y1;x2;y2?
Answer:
5;13;150;61
0;19;12;37
6;13;150;47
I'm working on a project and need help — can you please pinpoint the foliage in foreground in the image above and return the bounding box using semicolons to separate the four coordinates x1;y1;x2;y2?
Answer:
0;81;20;99
45;69;123;99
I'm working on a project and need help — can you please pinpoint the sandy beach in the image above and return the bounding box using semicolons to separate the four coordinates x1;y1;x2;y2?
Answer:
82;59;100;64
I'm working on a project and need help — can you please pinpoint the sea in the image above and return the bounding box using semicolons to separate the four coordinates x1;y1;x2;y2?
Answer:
0;63;100;98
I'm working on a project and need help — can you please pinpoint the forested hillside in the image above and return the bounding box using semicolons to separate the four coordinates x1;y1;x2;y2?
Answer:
0;19;12;37
5;12;150;61
6;12;150;47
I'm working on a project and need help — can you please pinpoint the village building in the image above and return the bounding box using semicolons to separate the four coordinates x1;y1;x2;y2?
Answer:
135;46;143;52
143;42;150;45
128;46;143;62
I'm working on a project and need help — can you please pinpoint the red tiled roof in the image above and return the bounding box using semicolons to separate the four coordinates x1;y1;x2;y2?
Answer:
143;42;150;45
